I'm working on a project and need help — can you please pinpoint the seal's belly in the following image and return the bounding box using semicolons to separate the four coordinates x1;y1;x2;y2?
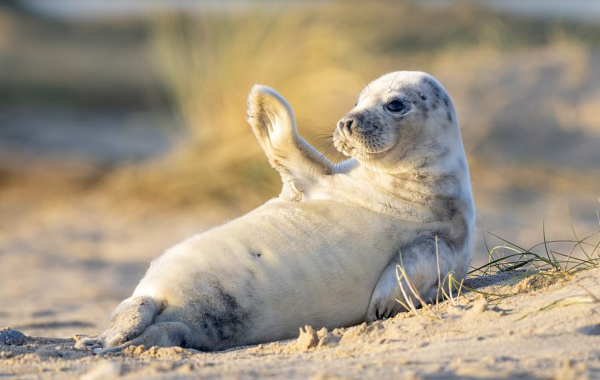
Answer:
134;199;401;343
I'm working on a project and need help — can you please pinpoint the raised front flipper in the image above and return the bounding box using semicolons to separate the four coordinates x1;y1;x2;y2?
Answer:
246;85;335;201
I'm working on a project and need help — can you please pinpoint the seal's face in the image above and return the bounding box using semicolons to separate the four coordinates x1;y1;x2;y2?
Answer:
333;71;457;166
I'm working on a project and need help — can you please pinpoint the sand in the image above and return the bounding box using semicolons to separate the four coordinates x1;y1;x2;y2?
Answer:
1;186;599;379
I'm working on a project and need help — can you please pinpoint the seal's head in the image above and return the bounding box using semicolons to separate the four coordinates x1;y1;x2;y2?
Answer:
333;71;462;170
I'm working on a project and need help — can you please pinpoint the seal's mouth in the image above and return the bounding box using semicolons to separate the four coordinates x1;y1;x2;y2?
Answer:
332;127;398;158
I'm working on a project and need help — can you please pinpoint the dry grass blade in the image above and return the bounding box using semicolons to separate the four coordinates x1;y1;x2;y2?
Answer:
435;235;441;308
515;295;597;321
395;253;442;320
395;265;419;316
566;204;593;262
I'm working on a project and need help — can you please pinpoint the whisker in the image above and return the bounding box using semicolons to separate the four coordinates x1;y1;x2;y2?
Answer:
311;135;334;144
359;65;370;93
308;140;338;177
353;74;366;93
388;72;400;91
313;142;336;156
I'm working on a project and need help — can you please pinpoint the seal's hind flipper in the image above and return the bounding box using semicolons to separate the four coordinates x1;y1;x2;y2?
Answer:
92;322;193;355
76;296;158;350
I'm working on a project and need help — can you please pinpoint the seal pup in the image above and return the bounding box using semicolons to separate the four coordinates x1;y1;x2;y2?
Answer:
248;71;474;320
78;71;474;353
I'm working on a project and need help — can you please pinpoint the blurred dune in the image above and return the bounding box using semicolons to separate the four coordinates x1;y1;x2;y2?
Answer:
0;0;599;272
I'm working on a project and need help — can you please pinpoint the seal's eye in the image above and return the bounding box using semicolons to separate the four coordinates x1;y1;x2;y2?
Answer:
386;100;405;113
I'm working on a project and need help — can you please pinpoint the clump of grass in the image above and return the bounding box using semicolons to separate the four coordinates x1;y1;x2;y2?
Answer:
472;227;600;279
463;217;599;301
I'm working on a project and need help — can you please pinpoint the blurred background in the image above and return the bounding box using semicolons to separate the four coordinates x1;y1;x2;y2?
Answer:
1;0;599;336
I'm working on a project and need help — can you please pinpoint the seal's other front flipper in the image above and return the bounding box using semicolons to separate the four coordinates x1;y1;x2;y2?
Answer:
365;238;456;321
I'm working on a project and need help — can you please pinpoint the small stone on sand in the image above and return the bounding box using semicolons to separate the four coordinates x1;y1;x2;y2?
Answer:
0;328;26;346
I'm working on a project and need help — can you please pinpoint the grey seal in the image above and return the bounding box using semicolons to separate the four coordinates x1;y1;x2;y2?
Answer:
78;71;474;353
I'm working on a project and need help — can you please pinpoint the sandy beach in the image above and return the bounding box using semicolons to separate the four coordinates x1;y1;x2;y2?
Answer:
2;1;600;378
0;182;598;379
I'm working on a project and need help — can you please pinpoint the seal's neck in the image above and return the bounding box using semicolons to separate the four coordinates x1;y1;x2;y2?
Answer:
354;148;470;200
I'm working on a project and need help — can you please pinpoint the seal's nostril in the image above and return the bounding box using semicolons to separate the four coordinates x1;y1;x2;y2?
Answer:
338;118;354;135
